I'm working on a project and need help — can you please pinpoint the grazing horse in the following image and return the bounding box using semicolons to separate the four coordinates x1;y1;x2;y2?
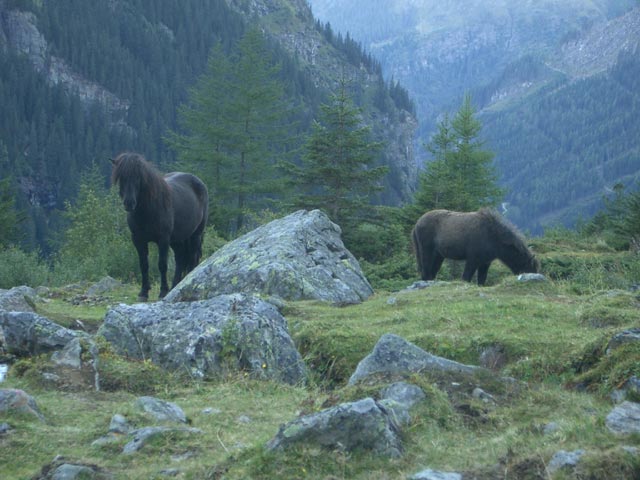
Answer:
111;152;208;301
412;209;539;286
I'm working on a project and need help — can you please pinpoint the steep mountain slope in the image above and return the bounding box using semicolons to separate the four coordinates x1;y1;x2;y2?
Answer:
0;0;416;251
309;0;640;232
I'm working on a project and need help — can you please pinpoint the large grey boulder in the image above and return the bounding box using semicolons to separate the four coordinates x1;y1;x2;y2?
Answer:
0;311;80;356
0;285;38;313
98;294;306;384
164;210;374;304
348;334;484;386
266;397;403;457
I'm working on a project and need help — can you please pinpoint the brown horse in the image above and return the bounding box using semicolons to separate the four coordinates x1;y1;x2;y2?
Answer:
412;209;539;285
111;152;208;301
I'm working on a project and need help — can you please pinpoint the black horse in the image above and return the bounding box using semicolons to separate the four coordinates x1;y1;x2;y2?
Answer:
412;209;539;285
111;152;208;301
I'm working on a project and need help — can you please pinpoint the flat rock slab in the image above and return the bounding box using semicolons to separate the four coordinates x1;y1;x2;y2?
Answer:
348;333;484;385
165;210;373;304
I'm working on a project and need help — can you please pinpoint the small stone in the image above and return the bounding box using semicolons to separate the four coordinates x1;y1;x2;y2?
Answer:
548;449;585;473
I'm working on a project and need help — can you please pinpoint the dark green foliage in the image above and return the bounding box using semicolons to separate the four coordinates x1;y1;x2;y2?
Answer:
406;94;504;224
53;165;137;284
286;78;387;229
0;0;243;251
0;174;22;248
483;48;640;232
0;246;50;289
581;182;640;251
169;29;298;235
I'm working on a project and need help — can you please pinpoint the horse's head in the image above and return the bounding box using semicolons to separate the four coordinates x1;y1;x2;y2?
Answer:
111;153;143;213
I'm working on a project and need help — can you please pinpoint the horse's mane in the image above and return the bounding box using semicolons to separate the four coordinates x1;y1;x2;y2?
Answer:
111;152;170;208
478;208;528;251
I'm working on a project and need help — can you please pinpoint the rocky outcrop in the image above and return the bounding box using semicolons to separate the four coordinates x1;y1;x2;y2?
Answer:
0;311;80;356
0;285;38;313
99;293;306;384
165;210;374;304
348;333;484;386
606;401;640;434
0;388;45;421
0;7;128;114
266;397;404;457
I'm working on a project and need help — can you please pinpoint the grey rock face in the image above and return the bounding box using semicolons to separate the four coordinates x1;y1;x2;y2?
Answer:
607;328;640;354
517;273;547;282
606;401;640;434
379;382;426;426
409;469;462;480
99;294;306;384
135;396;187;424
0;311;79;356
165;210;373;304
348;333;483;385
547;449;586;473
267;397;403;457
123;426;201;454
0;388;45;421
0;285;38;313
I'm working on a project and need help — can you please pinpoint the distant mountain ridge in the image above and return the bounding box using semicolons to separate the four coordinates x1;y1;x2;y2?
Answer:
308;0;640;232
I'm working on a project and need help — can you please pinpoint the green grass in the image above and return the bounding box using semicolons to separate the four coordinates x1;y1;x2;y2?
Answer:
1;240;640;479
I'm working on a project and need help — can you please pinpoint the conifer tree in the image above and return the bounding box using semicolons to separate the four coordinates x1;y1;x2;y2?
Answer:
288;78;387;228
169;29;296;235
409;94;503;218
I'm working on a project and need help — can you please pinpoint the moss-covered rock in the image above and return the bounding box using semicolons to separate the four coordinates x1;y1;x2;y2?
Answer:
165;210;374;304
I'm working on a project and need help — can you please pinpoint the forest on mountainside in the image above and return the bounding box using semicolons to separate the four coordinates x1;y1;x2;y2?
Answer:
308;0;640;233
0;0;413;254
481;47;640;231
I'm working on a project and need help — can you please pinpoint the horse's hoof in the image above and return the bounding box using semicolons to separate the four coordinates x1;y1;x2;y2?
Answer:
137;295;149;302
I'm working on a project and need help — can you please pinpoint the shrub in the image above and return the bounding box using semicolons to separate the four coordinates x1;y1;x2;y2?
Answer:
0;246;50;288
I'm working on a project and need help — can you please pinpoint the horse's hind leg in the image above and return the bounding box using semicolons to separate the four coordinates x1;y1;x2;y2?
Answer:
158;240;171;299
171;243;187;288
430;253;445;280
477;263;491;286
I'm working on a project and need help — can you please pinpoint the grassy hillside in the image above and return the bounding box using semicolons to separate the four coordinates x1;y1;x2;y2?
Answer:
1;237;640;479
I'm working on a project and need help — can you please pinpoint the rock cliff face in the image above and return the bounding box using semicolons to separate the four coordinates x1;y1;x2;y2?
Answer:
227;0;418;204
0;7;128;115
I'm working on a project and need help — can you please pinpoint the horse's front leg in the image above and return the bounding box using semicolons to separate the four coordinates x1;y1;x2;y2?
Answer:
134;240;150;302
462;261;478;283
158;240;170;299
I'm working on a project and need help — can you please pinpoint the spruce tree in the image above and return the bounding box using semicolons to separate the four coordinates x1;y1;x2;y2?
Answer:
288;78;386;228
410;94;504;218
